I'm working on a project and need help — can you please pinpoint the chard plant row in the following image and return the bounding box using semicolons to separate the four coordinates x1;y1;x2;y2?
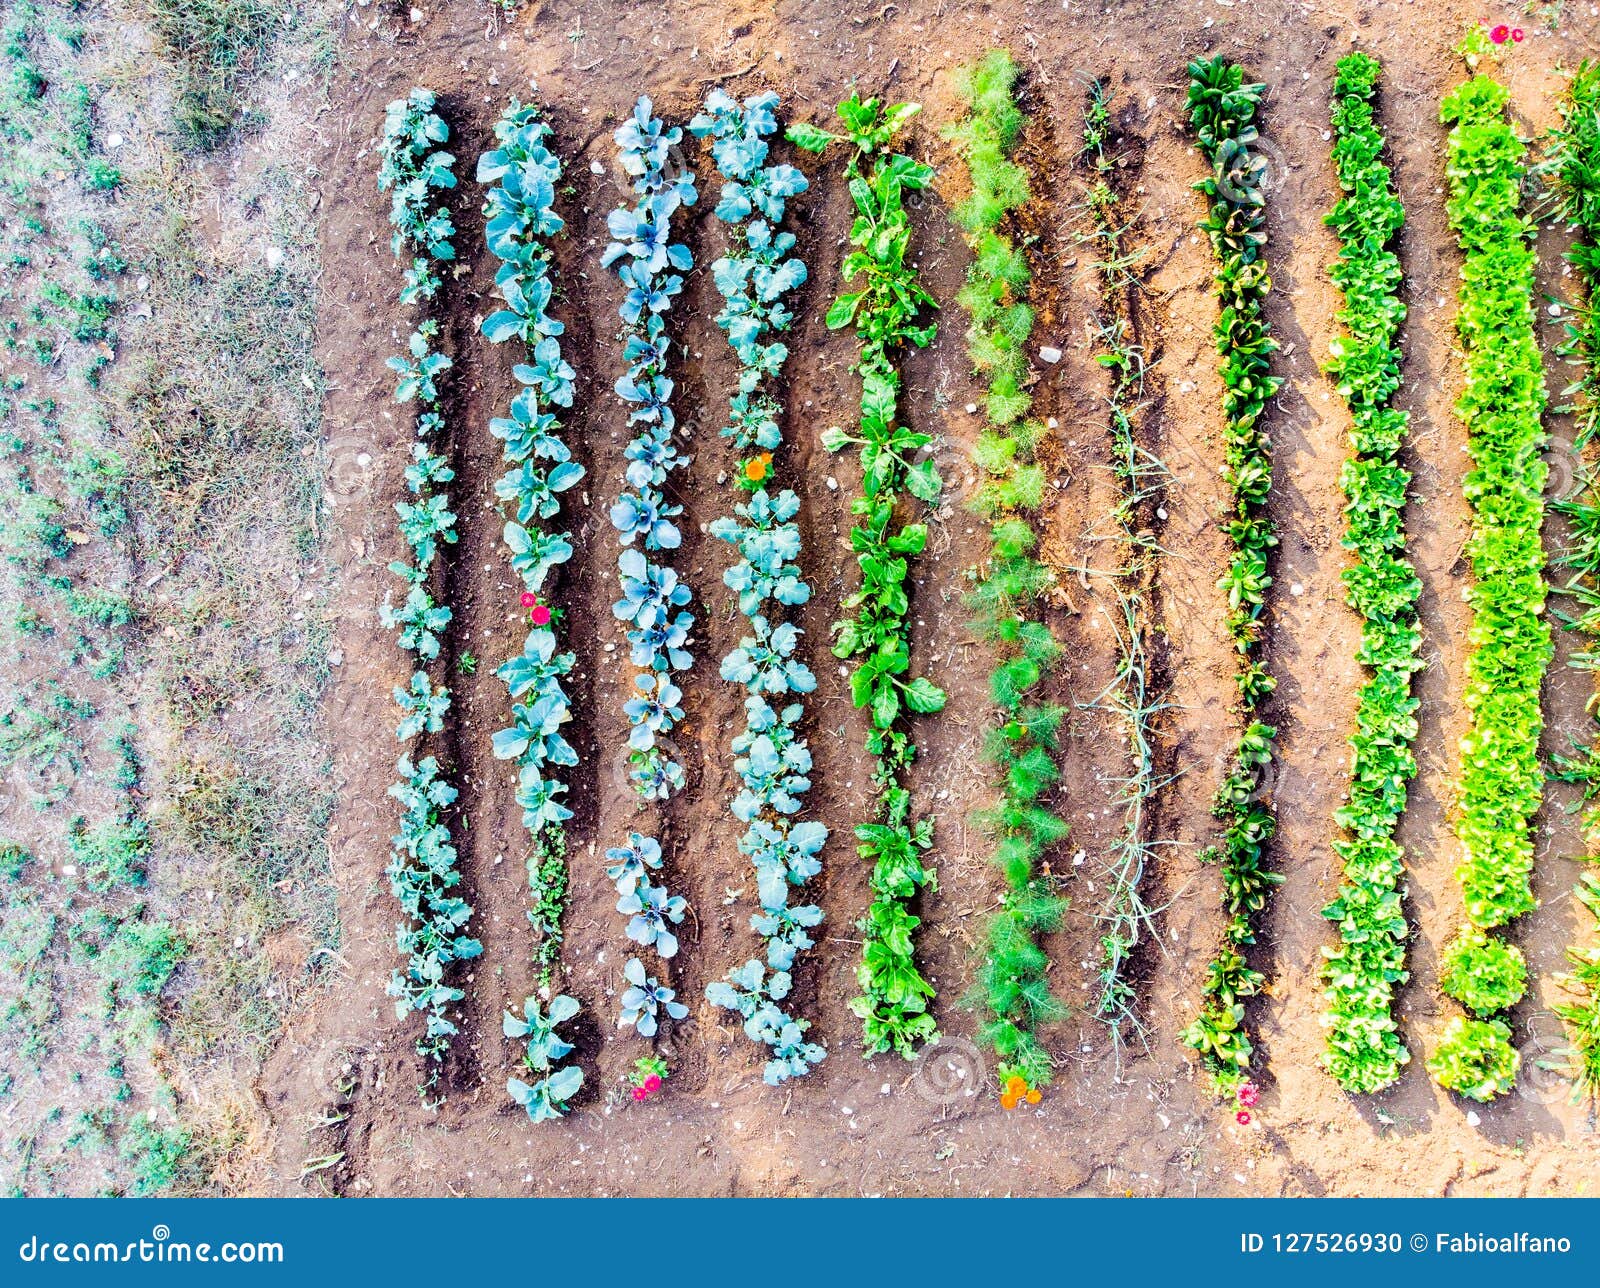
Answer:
1076;79;1171;1045
688;89;829;1084
477;95;583;1123
945;50;1070;1095
788;96;946;1060
1179;57;1285;1102
1548;60;1600;1102
602;97;696;1045
376;88;481;1099
1428;38;1549;1101
1318;52;1420;1095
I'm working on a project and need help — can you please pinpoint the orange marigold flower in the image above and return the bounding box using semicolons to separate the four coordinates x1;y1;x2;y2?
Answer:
745;453;773;481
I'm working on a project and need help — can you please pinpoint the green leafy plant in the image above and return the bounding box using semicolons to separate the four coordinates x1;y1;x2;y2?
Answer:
944;50;1069;1095
788;93;944;1060
1178;56;1285;1101
692;89;828;1085
377;89;478;1099
1432;46;1549;1099
1317;51;1419;1095
1438;926;1527;1018
1427;1015;1519;1102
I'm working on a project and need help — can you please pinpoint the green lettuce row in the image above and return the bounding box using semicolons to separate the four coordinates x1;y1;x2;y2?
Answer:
1318;52;1419;1095
476;95;583;1123
787;96;947;1061
1078;80;1170;1043
944;50;1070;1094
375;88;481;1100
1428;60;1549;1101
1179;57;1285;1098
1548;62;1600;1101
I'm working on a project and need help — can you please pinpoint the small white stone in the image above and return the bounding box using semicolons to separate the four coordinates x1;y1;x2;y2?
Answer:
107;132;124;148
409;6;422;20
265;246;284;268
355;452;372;468
1289;582;1304;597
1039;345;1062;364
964;403;978;414
234;936;246;949
826;476;838;491
590;160;606;176
327;648;344;667
1466;1110;1481;1127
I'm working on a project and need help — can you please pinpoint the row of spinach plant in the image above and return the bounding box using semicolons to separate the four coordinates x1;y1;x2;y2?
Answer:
1179;57;1286;1107
689;89;830;1083
376;88;481;1101
477;95;585;1123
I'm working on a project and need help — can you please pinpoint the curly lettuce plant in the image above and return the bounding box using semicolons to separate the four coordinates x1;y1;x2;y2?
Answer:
944;51;1069;1095
1426;42;1547;1100
376;88;480;1098
1179;58;1285;1101
689;89;828;1085
788;94;945;1061
602;97;696;1044
1317;52;1419;1094
478;94;583;1120
1547;61;1600;1101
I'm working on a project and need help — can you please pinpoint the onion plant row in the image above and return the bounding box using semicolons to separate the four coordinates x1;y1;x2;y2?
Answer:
689;90;830;1084
477;95;583;1122
601;98;696;1044
376;88;481;1100
1077;79;1171;1048
1429;39;1550;1101
1318;52;1420;1095
1179;57;1286;1103
944;50;1070;1096
788;97;947;1060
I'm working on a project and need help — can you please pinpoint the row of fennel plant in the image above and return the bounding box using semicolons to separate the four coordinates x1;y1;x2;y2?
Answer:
944;49;1070;1098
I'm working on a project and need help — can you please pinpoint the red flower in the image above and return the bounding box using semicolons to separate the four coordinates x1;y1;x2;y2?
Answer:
1511;27;1525;41
1237;1083;1259;1107
1489;23;1510;42
644;1075;662;1093
530;604;552;626
631;1086;647;1102
1236;1110;1252;1126
520;591;537;608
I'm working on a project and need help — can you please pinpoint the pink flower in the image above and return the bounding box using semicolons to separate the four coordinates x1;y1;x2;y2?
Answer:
1489;23;1510;42
1236;1110;1252;1126
1237;1083;1259;1107
631;1086;647;1102
530;604;552;626
520;591;537;608
1511;27;1525;41
644;1075;662;1093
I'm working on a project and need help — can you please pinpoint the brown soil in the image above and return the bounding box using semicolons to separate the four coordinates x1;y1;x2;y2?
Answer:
259;0;1600;1196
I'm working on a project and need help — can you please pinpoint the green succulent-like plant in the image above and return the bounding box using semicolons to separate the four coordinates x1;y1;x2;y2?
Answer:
1427;1015;1519;1103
